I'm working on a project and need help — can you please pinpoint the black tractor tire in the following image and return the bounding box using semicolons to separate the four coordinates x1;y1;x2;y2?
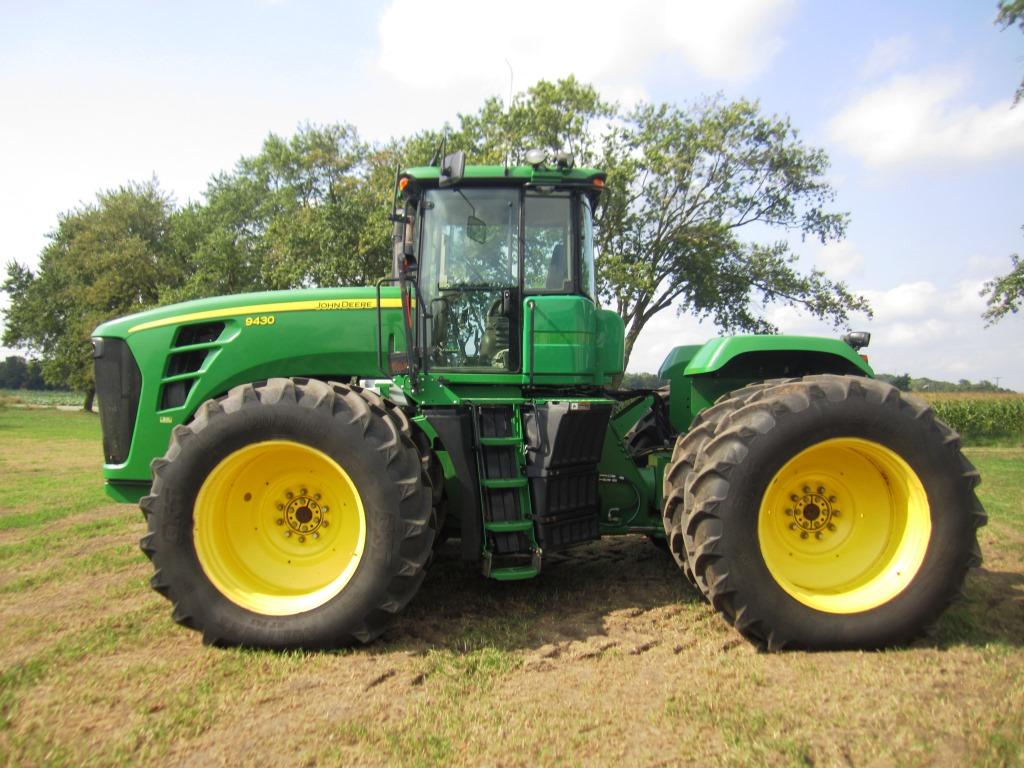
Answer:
139;377;435;649
350;384;447;532
683;375;986;650
662;379;795;588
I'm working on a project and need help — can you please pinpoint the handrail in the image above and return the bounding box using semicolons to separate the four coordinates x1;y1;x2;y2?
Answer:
527;299;536;388
374;276;401;375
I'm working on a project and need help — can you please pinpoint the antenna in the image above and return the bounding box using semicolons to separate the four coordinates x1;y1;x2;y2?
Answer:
428;129;448;167
504;59;514;170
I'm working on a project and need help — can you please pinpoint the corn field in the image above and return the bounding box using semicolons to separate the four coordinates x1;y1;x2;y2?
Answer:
916;393;1024;441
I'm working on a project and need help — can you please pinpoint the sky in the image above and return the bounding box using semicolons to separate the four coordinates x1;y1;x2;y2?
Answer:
1;0;1022;387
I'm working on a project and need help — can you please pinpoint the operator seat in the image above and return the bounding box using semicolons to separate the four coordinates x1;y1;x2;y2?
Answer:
546;243;568;291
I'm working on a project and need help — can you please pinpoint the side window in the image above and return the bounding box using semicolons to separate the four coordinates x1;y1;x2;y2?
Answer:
579;197;596;299
523;195;573;293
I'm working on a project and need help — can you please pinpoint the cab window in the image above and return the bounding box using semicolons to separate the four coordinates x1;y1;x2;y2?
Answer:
523;194;573;293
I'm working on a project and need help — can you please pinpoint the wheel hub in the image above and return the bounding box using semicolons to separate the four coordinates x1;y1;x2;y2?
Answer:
786;485;840;539
283;492;325;537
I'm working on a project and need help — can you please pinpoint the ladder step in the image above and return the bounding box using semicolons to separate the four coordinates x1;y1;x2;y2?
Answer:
480;477;528;489
479;436;521;446
489;565;540;581
484;520;534;533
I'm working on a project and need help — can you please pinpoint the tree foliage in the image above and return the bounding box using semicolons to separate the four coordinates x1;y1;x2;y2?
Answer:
981;233;1023;324
167;124;393;300
997;0;1024;104
0;356;48;390
2;181;179;407
598;97;868;364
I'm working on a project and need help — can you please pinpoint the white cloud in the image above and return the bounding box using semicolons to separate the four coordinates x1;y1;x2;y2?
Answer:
626;307;717;374
861;35;914;79
815;240;865;279
828;70;1024;168
377;0;795;100
626;275;1024;389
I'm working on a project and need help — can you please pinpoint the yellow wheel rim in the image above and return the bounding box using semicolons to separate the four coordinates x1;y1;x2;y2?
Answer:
193;440;366;616
758;438;931;614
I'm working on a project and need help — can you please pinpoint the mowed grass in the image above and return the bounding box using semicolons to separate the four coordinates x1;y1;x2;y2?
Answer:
1;409;1022;767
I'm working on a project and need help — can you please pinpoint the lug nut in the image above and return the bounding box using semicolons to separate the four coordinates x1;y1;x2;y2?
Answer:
817;486;825;495
800;532;809;539
790;494;799;502
314;493;321;500
815;532;823;540
785;508;794;516
275;518;284;526
285;491;294;500
789;523;797;530
284;531;291;538
322;506;329;513
276;503;284;511
803;486;811;494
829;496;837;503
827;523;836;531
300;487;307;496
298;535;305;543
833;510;840;518
322;520;330;528
312;532;319;539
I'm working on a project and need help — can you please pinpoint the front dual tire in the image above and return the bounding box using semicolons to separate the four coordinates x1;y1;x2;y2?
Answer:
140;378;435;649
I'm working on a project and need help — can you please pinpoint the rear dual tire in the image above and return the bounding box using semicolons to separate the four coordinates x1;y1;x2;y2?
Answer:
664;375;986;650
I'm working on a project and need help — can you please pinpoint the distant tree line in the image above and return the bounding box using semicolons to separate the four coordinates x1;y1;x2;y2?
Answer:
875;373;1013;393
3;79;867;409
0;356;52;390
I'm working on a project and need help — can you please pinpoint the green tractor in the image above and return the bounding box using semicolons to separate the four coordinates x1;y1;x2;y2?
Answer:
92;151;985;651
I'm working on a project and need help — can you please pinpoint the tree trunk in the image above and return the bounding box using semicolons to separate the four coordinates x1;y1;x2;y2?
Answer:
622;320;644;373
83;386;95;413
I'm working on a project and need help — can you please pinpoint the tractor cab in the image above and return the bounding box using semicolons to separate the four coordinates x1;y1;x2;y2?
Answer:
393;152;613;383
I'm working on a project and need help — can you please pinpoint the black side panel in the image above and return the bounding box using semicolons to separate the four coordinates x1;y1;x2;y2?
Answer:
524;402;612;550
524;402;610;472
93;338;142;464
423;407;483;561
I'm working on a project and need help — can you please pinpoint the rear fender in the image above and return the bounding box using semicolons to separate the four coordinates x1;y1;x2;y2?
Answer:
659;336;873;433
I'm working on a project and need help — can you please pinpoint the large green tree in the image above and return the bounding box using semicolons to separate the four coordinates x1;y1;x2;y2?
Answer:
450;79;868;367
3;181;180;409
168;124;394;300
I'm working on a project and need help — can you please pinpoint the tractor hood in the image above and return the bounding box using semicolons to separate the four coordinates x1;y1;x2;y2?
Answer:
92;286;409;495
92;286;403;339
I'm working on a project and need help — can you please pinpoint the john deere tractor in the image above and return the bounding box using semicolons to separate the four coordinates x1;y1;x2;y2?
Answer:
92;151;985;651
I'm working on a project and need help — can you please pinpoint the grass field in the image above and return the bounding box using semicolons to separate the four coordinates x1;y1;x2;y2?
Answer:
0;389;84;407
0;408;1022;767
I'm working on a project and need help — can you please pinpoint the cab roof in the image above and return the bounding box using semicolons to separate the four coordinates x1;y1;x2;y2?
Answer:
401;164;606;187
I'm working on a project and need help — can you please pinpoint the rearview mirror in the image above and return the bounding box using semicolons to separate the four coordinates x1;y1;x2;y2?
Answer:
439;151;466;188
467;215;487;244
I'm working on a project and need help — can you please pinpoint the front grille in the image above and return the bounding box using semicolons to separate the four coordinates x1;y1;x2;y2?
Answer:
93;338;142;464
